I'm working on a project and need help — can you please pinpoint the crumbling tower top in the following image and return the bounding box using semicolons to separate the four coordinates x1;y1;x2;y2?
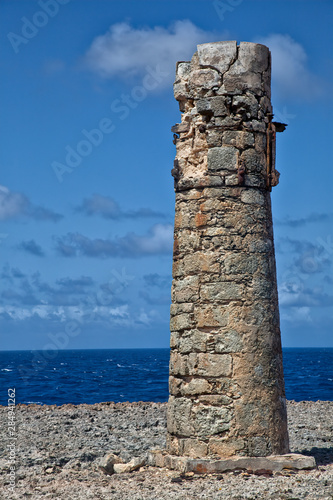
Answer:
171;41;284;194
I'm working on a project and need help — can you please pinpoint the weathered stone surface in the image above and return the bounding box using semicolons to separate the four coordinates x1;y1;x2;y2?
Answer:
240;189;265;205
167;40;288;461
170;303;194;316
194;304;228;328
169;351;196;375
148;451;316;473
214;116;242;128
113;457;145;474
190;69;221;89
208;438;245;457
170;313;193;331
196;96;228;117
182;252;220;274
171;122;190;134
192;405;232;437
180;438;208;458
173;330;209;353
200;282;243;301
197;41;237;74
99;453;123;475
240;148;266;174
207;146;238;171
206;129;222;147
222;130;254;149
176;61;191;80
171;275;199;303
195;98;212;115
232;94;259;119
173;82;190;101
237;42;270;74
222;43;269;95
223;253;258;275
179;377;212;396
196;353;232;377
214;330;243;353
197;394;233;405
167;397;193;436
223;68;262;94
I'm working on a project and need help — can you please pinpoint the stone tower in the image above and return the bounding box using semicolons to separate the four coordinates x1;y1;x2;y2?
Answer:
167;41;289;459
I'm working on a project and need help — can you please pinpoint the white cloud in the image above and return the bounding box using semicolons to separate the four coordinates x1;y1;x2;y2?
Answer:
278;280;332;309
136;307;160;326
56;223;174;258
0;185;62;222
0;305;54;321
76;194;165;219
255;34;322;100
84;20;216;86
0;185;27;220
131;223;173;255
281;306;312;323
0;304;129;323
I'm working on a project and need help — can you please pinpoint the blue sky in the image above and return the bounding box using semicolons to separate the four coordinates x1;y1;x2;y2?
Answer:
0;0;332;350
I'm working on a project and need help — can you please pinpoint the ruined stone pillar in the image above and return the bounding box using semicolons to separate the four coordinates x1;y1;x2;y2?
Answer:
167;41;289;459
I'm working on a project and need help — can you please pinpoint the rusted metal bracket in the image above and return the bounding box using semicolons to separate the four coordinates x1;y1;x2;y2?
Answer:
266;121;274;191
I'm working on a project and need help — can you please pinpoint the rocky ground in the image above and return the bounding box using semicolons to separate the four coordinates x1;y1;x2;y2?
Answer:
0;400;332;499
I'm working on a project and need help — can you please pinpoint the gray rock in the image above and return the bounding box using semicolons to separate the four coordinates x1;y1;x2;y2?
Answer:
167;397;193;437
196;96;228;117
189;68;221;89
211;96;228;116
237;42;270;74
173;82;190;100
192;406;232;437
201;282;243;301
98;452;123;475
196;353;233;377
113;457;146;474
222;130;254;148
240;189;265;205
176;61;191;81
197;41;237;74
240;148;265;174
148;451;317;474
232;94;258;118
207;146;238;171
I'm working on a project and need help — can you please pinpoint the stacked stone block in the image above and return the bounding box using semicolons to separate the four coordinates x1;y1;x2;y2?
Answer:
167;41;289;459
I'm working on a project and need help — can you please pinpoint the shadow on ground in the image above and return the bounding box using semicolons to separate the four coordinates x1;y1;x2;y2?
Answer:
300;447;333;466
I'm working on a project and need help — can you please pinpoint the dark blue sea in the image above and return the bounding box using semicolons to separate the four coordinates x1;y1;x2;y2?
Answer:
0;348;332;406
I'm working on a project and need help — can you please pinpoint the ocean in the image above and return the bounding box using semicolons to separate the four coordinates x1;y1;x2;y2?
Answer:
0;348;332;406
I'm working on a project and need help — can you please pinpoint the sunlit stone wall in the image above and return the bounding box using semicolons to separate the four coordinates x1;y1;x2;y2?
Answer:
167;41;289;458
